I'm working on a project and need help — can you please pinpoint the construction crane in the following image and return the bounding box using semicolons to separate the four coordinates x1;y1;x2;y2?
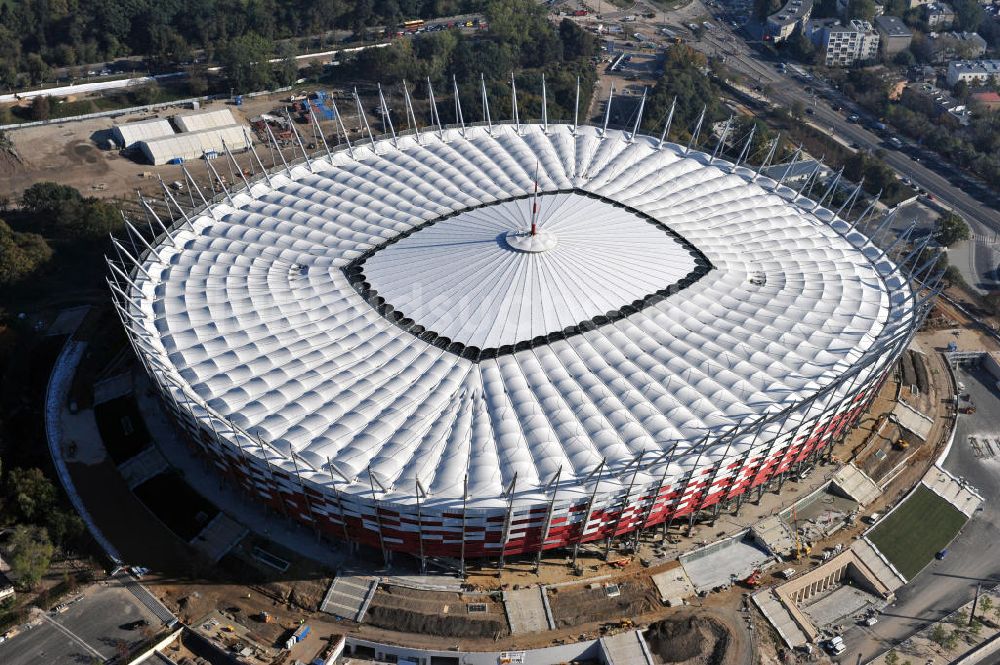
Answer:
792;506;811;560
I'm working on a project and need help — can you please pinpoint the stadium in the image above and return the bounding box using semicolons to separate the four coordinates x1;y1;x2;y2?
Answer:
109;95;927;568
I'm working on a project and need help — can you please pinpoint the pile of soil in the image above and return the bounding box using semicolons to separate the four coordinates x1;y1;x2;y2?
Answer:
646;615;731;665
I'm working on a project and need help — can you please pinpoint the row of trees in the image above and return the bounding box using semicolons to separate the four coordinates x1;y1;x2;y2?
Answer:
332;6;600;125
0;0;487;87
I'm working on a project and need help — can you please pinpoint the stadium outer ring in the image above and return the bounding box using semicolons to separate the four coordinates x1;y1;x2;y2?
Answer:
111;121;923;564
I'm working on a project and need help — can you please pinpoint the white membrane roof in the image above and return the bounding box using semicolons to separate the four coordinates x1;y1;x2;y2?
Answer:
361;192;702;349
130;124;908;504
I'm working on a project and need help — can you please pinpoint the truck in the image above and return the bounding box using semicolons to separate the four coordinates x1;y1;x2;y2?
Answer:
824;636;846;655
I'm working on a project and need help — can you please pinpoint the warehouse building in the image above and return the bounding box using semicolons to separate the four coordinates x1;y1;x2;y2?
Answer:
111;118;175;149
138;124;249;165
173;108;239;133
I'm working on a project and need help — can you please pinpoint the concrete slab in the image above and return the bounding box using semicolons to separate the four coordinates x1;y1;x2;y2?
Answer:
850;538;906;590
320;575;378;622
830;463;882;507
190;512;248;563
922;466;983;517
650;567;695;606
93;373;134;406
752;590;809;648
601;629;654;665
503;587;551;634
752;515;796;558
893;400;933;441
45;305;90;336
680;532;774;593
801;584;881;629
117;446;167;489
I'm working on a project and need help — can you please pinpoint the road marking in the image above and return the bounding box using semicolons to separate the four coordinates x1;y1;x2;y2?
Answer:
40;613;104;660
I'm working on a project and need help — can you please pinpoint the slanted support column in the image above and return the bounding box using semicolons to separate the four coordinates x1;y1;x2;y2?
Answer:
536;466;563;572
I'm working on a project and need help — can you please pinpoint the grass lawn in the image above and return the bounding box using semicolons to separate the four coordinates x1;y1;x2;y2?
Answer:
868;484;967;580
93;395;151;464
133;471;219;542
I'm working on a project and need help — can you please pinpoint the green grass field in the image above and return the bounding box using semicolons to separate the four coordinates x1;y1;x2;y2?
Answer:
868;484;967;580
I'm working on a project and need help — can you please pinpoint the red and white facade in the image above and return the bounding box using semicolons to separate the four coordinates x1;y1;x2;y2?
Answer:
111;122;922;562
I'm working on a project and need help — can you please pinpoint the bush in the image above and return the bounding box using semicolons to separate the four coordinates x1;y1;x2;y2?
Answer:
0;219;52;287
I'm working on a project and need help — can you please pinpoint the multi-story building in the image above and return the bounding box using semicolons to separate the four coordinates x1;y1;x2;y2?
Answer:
924;2;956;28
927;31;988;63
765;0;814;43
873;15;913;57
947;59;1000;85
807;19;880;66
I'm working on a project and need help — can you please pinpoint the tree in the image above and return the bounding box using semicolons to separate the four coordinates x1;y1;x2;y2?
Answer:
0;220;52;287
935;212;971;247
791;99;806;118
21;182;82;216
25;53;48;85
885;650;900;665
273;42;299;87
131;82;161;106
980;596;994;616
847;0;877;20
8;525;54;590
219;32;275;94
29;95;51;121
893;49;916;67
4;467;57;521
58;198;122;240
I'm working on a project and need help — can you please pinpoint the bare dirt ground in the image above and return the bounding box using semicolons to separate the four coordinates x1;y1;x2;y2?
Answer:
548;573;661;630
0;92;310;203
366;585;506;639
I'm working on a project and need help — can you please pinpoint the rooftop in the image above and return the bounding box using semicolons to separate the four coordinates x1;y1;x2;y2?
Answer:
768;0;813;26
874;15;912;37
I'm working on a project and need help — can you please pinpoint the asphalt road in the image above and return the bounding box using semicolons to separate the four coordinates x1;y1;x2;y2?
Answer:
0;584;162;665
842;364;1000;662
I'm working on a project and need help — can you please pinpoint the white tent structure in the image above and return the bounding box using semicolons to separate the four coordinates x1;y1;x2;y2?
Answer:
174;108;239;133
137;125;249;165
111;109;927;566
111;118;175;149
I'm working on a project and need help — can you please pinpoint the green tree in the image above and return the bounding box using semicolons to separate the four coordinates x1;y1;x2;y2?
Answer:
980;596;993;616
935;212;971;247
59;198;122;240
4;467;58;521
131;82;162;106
847;0;877;20
219;32;275;94
0;220;52;287
273;42;299;87
8;525;54;590
644;46;722;139
25;53;49;85
885;650;900;665
21;182;82;216
791;99;806;118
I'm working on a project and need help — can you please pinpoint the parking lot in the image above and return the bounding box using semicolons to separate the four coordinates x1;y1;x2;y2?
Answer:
0;583;165;665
